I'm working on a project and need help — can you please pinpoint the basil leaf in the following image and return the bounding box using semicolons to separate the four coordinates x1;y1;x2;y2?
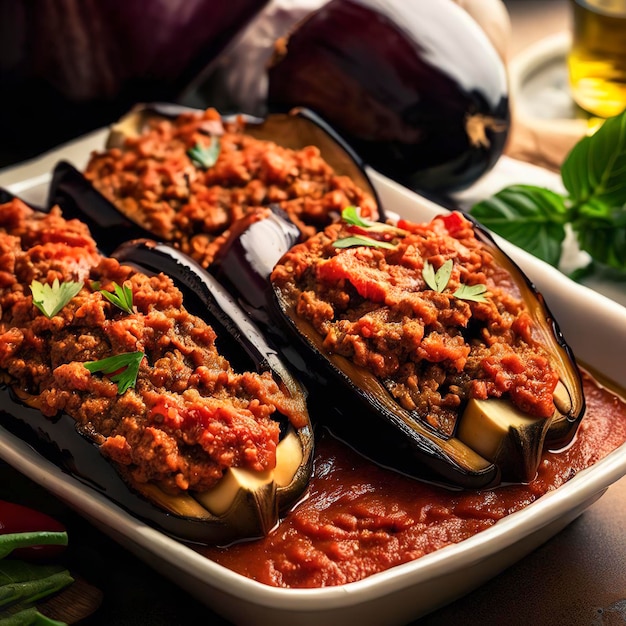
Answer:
469;185;568;267
562;112;626;208
574;205;626;271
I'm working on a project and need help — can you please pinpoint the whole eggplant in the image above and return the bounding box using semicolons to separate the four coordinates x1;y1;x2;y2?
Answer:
266;0;510;194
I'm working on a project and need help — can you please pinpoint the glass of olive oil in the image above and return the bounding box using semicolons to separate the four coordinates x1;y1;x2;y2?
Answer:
567;0;626;118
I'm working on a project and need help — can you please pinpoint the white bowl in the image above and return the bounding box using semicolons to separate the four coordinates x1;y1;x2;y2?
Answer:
1;135;625;626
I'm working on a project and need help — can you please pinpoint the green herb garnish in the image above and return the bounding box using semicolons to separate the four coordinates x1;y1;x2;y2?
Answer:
187;137;221;169
342;205;373;228
99;282;134;314
469;109;626;275
83;351;144;394
333;206;407;249
422;259;488;303
422;259;453;293
453;283;488;303
333;235;397;250
30;279;84;319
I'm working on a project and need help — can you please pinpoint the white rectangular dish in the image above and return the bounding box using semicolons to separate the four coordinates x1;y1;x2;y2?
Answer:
1;135;626;626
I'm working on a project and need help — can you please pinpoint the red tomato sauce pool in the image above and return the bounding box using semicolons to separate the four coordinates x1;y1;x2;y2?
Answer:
200;372;626;588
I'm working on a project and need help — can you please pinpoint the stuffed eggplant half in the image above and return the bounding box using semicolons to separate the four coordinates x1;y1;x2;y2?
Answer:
0;195;313;544
214;207;586;488
49;103;381;265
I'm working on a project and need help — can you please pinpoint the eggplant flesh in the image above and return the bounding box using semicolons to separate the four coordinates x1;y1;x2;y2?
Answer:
213;207;586;488
0;196;314;544
266;0;510;194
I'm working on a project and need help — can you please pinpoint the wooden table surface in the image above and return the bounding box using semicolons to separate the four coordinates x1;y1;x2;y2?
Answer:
2;1;625;625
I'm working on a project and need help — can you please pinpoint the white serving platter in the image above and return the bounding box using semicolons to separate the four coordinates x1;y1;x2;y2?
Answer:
0;133;625;626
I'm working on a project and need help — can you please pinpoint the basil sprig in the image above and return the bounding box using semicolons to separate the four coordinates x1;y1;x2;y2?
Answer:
470;110;626;275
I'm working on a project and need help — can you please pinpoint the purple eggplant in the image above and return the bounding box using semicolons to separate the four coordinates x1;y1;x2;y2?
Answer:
0;0;270;165
0;192;314;545
48;103;383;262
213;206;585;487
266;0;511;194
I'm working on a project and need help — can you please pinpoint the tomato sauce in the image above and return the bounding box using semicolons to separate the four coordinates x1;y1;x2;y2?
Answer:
201;372;626;588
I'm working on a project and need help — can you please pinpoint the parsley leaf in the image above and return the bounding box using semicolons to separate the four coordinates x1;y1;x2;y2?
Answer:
422;259;453;292
84;351;144;394
342;205;373;228
187;137;221;169
99;282;134;314
333;235;397;250
333;206;407;249
454;283;489;303
422;260;488;302
30;279;84;318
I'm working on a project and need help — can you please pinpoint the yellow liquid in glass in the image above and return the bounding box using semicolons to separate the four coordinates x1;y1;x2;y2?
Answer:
568;0;626;118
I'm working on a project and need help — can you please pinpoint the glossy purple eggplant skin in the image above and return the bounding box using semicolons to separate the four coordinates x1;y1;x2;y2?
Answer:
213;210;502;490
0;0;270;166
267;0;510;194
213;206;586;489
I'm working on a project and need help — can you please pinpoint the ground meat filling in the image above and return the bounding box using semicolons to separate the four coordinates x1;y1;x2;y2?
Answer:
84;107;378;267
271;211;559;435
0;198;299;496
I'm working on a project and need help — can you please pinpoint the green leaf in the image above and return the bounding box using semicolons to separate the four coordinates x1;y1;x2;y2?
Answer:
454;283;488;303
99;282;134;314
83;351;144;394
0;561;73;609
574;207;626;271
422;259;453;293
469;185;568;267
0;606;68;625
562;111;626;208
30;279;83;319
333;235;397;250
0;533;68;560
187;137;220;169
341;205;372;228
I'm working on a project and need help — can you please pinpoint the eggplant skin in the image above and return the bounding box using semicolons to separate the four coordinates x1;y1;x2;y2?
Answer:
267;0;510;193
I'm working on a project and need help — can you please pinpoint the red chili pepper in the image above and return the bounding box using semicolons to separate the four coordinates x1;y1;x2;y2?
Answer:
0;500;67;560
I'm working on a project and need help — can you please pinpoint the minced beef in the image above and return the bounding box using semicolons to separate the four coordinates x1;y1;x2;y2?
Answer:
271;210;559;436
0;198;305;497
84;107;379;267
